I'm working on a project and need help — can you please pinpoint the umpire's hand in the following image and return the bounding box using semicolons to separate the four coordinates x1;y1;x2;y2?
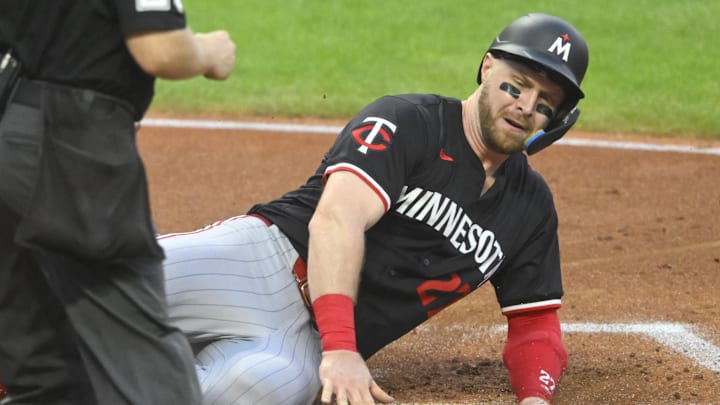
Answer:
194;30;236;80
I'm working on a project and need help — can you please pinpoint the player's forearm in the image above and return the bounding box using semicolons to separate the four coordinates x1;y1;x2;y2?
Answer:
126;28;231;80
307;211;365;300
307;171;385;354
307;206;366;353
503;308;567;402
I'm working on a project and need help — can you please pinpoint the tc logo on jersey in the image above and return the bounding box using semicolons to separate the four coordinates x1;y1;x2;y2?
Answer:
547;33;571;62
352;117;397;154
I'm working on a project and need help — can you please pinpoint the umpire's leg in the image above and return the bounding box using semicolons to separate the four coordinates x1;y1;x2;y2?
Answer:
0;201;97;404
35;251;202;405
0;100;96;404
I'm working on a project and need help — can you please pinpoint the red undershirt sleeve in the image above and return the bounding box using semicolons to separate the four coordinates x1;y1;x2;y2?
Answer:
502;308;568;401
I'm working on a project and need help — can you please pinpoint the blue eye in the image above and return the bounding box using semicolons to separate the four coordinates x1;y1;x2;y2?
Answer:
499;82;521;99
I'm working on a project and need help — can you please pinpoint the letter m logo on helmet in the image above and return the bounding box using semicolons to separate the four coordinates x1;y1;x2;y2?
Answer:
547;34;572;62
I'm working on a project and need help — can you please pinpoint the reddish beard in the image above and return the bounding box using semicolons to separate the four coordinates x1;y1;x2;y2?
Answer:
477;85;526;154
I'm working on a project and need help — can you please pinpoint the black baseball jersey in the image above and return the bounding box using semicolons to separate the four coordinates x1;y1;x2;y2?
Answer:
251;94;563;358
0;0;186;118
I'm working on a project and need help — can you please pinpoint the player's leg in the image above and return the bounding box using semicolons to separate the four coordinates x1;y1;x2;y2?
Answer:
160;215;310;341
196;310;321;405
159;215;322;403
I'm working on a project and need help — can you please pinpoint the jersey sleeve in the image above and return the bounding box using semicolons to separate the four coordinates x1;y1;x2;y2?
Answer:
322;95;433;212
490;187;564;315
109;0;187;35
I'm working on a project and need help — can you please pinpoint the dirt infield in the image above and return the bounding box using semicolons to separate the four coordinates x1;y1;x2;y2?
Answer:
138;120;720;405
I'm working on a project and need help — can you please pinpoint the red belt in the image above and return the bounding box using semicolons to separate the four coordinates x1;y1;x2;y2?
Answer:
249;214;314;318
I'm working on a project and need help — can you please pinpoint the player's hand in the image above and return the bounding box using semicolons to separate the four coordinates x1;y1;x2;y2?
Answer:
196;30;236;80
318;350;394;405
518;397;550;405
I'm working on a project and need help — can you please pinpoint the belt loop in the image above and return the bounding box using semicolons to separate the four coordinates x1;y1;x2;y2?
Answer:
292;257;315;322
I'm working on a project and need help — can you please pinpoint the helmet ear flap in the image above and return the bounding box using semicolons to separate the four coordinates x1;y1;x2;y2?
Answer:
524;107;580;155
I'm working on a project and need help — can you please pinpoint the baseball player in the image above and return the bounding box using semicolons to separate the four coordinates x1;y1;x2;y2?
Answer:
159;13;588;405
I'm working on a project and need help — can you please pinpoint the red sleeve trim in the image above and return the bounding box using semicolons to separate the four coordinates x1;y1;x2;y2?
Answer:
323;163;391;212
503;308;568;401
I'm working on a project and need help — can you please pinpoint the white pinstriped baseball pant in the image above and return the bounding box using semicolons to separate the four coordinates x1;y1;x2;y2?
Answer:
158;215;321;405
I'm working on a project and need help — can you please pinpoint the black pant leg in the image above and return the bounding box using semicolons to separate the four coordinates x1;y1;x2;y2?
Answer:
35;253;201;405
0;100;96;405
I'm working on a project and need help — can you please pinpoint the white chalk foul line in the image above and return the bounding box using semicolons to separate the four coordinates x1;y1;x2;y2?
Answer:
141;118;720;156
496;322;720;373
141;118;344;134
557;138;720;155
414;321;720;374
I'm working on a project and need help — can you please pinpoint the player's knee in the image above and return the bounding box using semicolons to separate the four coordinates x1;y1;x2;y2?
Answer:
202;352;320;405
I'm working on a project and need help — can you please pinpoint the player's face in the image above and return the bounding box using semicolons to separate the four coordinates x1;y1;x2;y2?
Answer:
477;55;566;154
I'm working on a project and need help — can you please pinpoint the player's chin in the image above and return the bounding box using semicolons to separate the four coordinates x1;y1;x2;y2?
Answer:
489;130;526;155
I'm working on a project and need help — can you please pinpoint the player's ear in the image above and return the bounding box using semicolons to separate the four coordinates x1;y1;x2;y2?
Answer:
479;52;495;83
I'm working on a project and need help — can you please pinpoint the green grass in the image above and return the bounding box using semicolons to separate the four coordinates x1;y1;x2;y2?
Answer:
151;0;720;139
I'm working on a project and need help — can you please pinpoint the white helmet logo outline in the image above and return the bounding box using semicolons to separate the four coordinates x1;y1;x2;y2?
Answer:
547;34;571;62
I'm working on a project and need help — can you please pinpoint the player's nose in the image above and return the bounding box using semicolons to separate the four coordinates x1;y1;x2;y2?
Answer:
515;90;539;116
